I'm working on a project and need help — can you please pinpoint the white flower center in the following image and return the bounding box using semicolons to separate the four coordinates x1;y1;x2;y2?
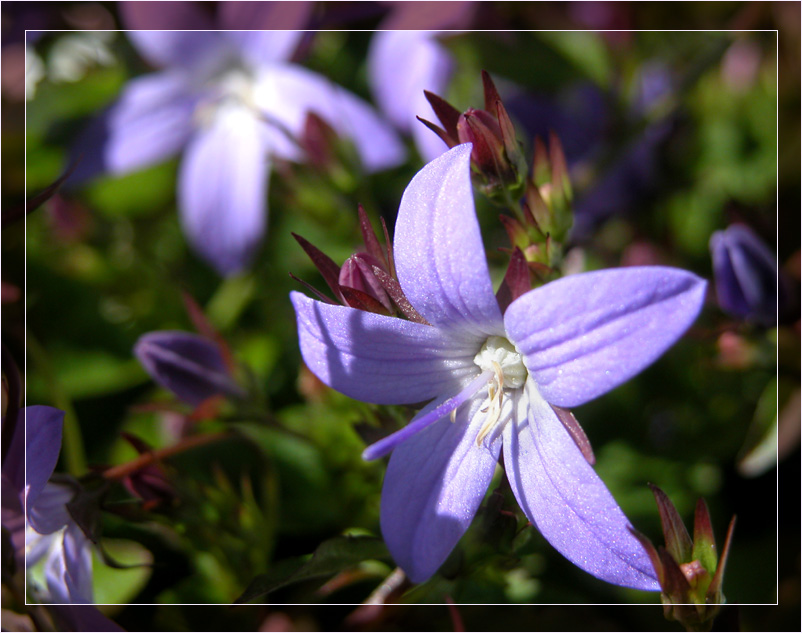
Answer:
473;336;527;389
195;67;258;128
472;336;528;445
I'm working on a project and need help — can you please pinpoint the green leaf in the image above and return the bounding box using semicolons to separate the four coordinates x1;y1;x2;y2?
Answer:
235;535;389;604
91;539;153;604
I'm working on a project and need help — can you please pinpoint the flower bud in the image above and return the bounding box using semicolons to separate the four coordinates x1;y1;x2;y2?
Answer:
339;252;393;314
631;485;735;632
134;331;243;406
710;224;780;326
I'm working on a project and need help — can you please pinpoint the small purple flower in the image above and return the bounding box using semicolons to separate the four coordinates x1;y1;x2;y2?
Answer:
0;406;94;604
134;330;243;406
710;224;779;326
292;144;706;587
75;19;404;275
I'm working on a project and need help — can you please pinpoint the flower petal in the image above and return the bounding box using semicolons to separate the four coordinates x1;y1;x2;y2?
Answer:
45;522;94;604
503;381;659;591
226;31;304;68
27;482;73;535
394;144;503;336
125;30;226;73
104;71;199;174
253;64;405;171
291;292;478;405
24;406;64;511
381;398;501;583
505;267;706;408
178;105;269;276
367;31;452;161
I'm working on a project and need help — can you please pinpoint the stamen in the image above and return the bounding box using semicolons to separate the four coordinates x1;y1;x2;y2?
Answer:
362;370;494;461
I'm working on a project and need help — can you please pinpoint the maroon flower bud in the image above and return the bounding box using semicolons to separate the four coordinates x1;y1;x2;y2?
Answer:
339;253;393;313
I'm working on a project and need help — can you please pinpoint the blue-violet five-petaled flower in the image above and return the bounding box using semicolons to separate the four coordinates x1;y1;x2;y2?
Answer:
74;27;404;275
291;144;706;588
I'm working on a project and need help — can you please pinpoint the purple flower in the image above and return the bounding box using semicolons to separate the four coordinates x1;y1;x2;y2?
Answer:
75;23;404;275
0;406;94;603
710;224;779;326
368;30;453;163
292;144;706;587
134;330;243;406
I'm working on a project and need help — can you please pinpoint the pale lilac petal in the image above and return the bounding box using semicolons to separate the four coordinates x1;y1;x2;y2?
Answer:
25;406;64;510
381;399;501;583
226;31;304;67
125;30;226;73
253;64;405;171
368;31;453;162
363;369;493;460
101;71;199;174
45;523;93;604
368;31;452;133
503;382;659;591
505;267;706;408
394;144;503;336
178;105;269;276
291;292;478;405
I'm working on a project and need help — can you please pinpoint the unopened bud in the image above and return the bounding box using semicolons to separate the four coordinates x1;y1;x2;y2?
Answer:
134;331;243;407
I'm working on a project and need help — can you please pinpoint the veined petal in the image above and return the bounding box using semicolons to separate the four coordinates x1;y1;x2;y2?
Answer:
505;267;706;408
503;381;659;591
24;406;64;512
394;144;504;336
291;292;478;405
178;105;269;276
252;64;405;172
381;398;501;583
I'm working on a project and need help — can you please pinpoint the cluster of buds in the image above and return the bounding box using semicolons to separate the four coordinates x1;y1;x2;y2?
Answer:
420;71;573;274
420;71;527;204
291;205;427;324
632;485;736;632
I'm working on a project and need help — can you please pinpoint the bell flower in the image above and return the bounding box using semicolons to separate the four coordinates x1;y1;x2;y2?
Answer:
74;25;404;275
0;406;94;603
292;144;706;587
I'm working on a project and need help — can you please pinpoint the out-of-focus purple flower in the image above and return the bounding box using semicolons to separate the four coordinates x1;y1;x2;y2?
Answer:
367;3;476;162
0;406;95;604
134;330;244;406
368;30;453;162
710;224;779;326
292;144;706;586
73;4;404;275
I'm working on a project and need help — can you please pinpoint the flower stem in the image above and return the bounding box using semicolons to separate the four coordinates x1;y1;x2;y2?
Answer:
102;431;232;480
